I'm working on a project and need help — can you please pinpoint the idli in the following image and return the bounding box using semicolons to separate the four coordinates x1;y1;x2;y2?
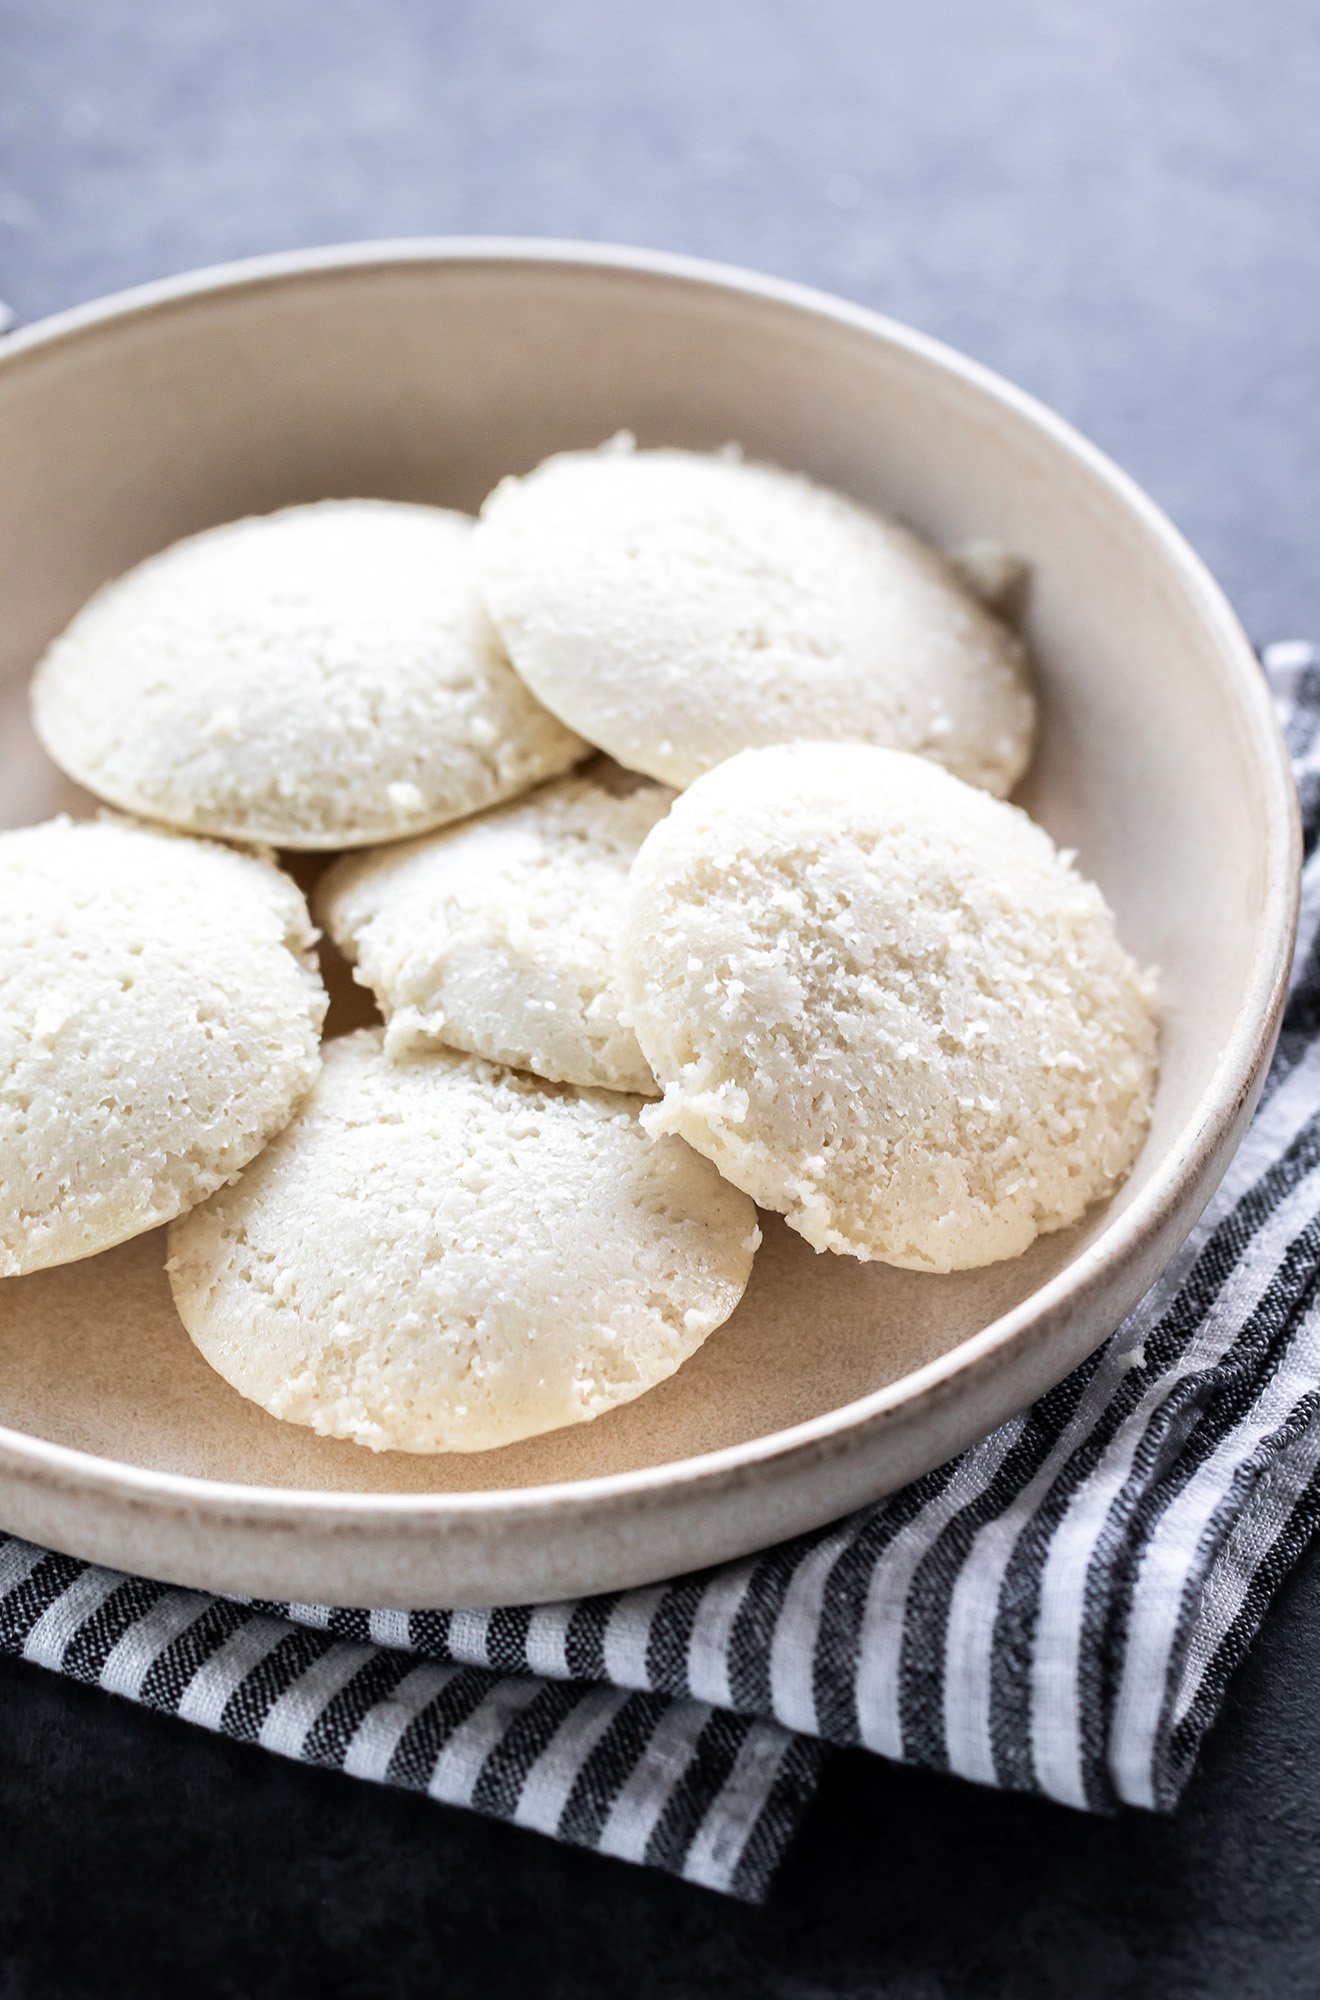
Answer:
0;816;325;1276
32;500;587;849
317;764;673;1093
166;1030;760;1453
476;442;1034;794
620;743;1157;1272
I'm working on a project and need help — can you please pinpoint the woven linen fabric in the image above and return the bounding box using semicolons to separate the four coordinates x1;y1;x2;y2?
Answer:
4;642;1320;1900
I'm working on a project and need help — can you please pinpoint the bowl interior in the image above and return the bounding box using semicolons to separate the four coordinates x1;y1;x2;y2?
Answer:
0;250;1281;1497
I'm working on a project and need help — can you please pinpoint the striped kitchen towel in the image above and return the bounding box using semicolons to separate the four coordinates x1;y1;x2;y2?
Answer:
4;641;1320;1900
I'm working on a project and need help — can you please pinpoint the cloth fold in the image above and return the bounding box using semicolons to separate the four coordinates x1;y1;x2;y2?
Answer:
4;642;1319;1900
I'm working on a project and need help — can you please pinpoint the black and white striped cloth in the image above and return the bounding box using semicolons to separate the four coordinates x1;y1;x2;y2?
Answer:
5;642;1320;1900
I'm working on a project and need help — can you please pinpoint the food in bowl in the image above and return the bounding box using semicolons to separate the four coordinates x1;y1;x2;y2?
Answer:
29;499;587;850
2;439;1158;1450
475;437;1035;794
0;814;325;1276
165;1029;759;1452
318;761;671;1094
620;742;1158;1272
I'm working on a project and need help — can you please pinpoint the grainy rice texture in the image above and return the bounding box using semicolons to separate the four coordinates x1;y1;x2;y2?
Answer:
31;500;587;849
621;743;1158;1272
0;815;325;1276
167;1030;761;1453
476;441;1035;794
317;763;673;1093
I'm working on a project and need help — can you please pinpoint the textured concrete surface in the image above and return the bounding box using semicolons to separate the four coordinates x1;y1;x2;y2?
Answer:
2;2;1319;1993
3;0;1319;641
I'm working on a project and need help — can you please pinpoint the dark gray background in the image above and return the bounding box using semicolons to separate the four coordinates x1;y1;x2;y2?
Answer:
6;0;1319;642
3;2;1319;1995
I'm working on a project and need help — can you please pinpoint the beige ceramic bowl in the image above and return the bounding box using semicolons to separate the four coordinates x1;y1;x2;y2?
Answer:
0;241;1299;1608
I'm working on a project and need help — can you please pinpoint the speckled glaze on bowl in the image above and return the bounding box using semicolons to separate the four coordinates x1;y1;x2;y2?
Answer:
0;241;1300;1608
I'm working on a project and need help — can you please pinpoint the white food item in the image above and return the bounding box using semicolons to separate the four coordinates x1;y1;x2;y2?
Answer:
620;743;1158;1273
31;501;587;849
0;816;325;1276
317;764;673;1094
476;441;1034;795
166;1030;761;1453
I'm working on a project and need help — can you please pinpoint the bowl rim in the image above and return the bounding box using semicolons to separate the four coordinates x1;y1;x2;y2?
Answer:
0;235;1301;1528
